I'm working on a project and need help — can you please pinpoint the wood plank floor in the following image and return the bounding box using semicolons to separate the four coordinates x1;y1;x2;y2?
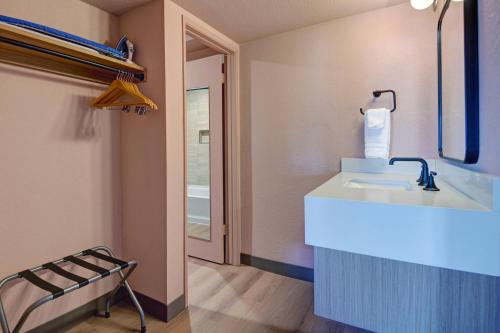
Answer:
68;258;370;333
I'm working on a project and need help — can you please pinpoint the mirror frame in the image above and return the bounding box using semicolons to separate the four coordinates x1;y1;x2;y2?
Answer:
437;0;479;164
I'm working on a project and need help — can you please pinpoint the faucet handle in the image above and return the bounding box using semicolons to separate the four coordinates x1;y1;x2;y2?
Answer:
424;171;440;192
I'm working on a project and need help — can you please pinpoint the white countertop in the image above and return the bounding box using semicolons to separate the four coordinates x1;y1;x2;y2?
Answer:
308;172;489;211
305;158;500;277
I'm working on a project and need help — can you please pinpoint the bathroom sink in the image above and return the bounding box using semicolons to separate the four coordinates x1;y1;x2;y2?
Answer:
344;178;413;191
306;158;499;277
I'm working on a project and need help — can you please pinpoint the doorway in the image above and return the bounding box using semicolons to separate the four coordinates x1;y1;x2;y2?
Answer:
185;35;225;263
182;18;241;308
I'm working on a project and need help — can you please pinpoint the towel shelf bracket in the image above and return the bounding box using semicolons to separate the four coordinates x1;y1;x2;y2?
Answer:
360;89;397;115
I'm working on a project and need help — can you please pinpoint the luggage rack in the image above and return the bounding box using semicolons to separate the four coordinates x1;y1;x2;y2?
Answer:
0;246;146;333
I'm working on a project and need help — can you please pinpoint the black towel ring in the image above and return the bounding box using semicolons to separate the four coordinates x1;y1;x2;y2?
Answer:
360;90;397;115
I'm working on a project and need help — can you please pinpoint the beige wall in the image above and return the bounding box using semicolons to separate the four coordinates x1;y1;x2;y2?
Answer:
0;0;122;330
240;3;438;268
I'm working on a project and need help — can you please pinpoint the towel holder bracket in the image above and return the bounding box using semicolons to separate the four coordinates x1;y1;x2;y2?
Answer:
360;89;397;115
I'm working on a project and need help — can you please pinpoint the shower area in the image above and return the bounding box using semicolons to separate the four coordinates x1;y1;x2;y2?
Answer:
186;87;211;241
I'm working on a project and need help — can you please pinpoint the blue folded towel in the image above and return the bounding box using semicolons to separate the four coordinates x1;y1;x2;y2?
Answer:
0;15;126;60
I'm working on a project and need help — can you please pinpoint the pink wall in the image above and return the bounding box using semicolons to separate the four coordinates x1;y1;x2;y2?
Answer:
119;0;239;308
469;0;500;176
4;0;494;328
0;0;237;327
119;0;168;305
163;1;186;305
240;3;438;268
0;0;122;330
163;0;238;304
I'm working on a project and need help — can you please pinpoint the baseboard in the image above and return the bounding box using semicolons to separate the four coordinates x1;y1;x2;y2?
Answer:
167;294;186;321
241;253;314;282
28;291;121;333
29;289;186;332
120;289;185;322
120;288;168;322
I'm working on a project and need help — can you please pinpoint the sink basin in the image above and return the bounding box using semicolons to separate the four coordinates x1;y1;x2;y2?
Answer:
345;178;413;191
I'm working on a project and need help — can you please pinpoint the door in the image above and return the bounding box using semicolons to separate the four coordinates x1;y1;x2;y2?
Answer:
185;53;225;263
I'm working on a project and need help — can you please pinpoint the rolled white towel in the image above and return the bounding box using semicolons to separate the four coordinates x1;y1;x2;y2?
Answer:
364;108;391;159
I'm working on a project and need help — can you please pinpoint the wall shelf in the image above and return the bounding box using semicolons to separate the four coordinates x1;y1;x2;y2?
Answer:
0;23;146;85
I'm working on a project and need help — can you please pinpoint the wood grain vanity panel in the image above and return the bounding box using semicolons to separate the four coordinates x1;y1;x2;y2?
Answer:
314;247;499;333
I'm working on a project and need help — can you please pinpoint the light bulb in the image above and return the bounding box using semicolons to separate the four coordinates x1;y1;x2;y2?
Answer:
411;0;435;10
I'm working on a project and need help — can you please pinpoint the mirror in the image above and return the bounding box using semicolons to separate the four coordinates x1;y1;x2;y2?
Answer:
186;87;211;241
438;0;479;164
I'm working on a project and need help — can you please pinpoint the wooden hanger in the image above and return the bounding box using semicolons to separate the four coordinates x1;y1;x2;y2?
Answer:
91;79;125;105
91;71;157;113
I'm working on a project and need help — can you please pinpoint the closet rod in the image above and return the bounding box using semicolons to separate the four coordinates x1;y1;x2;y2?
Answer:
0;36;145;82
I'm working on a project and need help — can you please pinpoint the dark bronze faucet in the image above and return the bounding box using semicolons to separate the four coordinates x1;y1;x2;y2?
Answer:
388;157;440;191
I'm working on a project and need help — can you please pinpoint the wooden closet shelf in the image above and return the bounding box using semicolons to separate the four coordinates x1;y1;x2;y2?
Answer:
0;23;146;85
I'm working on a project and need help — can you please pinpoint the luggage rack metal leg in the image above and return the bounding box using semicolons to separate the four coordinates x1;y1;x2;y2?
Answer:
0;246;146;333
95;246;146;333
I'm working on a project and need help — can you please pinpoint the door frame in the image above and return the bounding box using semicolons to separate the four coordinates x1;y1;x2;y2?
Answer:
182;16;241;270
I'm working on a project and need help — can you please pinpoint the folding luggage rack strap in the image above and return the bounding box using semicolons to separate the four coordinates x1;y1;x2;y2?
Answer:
0;246;146;333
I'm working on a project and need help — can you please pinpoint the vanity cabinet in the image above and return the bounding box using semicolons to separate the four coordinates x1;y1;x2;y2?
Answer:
306;158;500;333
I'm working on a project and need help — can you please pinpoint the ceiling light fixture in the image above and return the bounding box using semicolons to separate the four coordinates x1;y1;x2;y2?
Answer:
411;0;438;11
411;0;463;11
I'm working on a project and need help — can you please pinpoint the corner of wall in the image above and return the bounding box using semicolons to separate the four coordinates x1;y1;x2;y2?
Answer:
118;0;168;307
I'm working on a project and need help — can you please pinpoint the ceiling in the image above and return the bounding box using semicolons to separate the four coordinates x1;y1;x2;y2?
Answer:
81;0;408;42
185;34;222;61
186;35;207;53
172;0;408;43
80;0;153;15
